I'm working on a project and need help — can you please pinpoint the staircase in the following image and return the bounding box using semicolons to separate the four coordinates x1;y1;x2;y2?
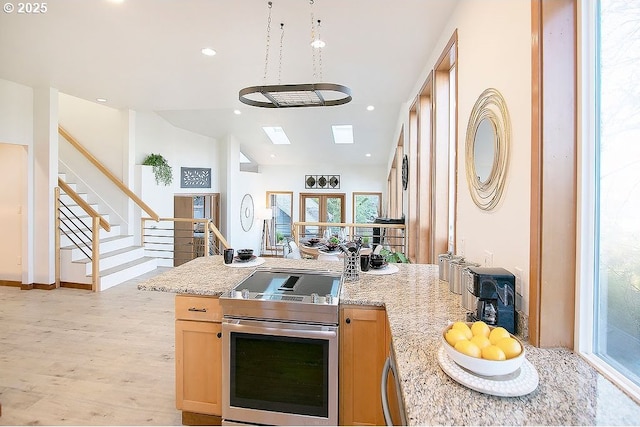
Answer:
58;173;158;291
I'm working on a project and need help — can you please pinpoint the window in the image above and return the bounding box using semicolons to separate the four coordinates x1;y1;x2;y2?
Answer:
352;193;381;224
352;192;381;239
433;31;458;257
300;194;345;237
266;192;293;246
579;0;640;399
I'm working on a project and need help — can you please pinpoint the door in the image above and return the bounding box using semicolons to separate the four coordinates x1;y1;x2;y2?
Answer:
175;319;223;415
339;306;387;426
0;144;24;282
300;193;345;238
222;319;339;426
174;193;221;266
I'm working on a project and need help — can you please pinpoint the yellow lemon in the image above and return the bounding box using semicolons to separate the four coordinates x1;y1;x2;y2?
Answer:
496;337;522;359
454;340;482;358
445;328;468;347
470;334;491;350
451;322;473;339
481;345;506;361
471;321;490;338
489;326;510;345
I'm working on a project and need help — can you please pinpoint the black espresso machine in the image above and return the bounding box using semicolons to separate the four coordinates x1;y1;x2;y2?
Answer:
466;267;516;334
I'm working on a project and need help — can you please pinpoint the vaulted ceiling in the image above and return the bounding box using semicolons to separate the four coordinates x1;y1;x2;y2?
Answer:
0;0;459;166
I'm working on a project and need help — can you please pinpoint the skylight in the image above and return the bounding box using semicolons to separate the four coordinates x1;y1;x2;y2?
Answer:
262;126;291;145
239;152;252;163
332;125;354;144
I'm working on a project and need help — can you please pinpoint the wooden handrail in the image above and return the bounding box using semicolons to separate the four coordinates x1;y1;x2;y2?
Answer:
58;126;160;222
294;221;405;229
208;221;230;250
141;217;230;259
293;221;406;251
141;217;230;249
58;178;111;232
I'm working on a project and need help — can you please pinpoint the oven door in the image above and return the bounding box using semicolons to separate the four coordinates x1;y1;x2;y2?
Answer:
222;318;338;426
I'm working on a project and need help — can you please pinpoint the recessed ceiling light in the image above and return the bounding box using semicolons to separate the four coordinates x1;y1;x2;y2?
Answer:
332;125;354;144
365;153;372;157
311;39;326;48
262;126;291;145
366;105;375;111
96;98;107;103
201;47;217;56
233;109;241;115
270;154;276;158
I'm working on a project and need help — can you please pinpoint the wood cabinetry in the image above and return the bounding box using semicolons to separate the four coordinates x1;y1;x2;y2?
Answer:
339;305;387;426
174;194;220;266
175;295;223;421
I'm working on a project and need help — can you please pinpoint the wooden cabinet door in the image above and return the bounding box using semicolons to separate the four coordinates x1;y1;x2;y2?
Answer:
339;306;387;426
175;319;222;415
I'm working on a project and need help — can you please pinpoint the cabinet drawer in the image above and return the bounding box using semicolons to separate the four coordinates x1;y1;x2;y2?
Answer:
175;295;222;322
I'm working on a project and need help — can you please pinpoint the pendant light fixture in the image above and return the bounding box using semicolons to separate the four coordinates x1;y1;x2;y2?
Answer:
239;0;352;108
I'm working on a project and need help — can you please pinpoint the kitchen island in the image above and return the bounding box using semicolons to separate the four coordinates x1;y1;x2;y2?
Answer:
138;256;640;425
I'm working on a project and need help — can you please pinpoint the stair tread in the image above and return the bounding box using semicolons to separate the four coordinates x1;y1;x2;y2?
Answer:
60;235;132;250
97;257;157;276
73;245;144;264
59;223;119;234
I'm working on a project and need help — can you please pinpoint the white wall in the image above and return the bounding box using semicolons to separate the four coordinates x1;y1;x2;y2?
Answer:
0;78;33;283
58;93;130;229
135;110;220;197
219;134;265;253
396;0;532;311
455;0;531;309
259;163;387;224
0;79;33;146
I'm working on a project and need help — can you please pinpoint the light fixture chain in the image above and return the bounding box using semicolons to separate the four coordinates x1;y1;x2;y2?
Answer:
317;19;323;81
239;0;351;108
310;0;317;80
279;23;284;84
263;1;273;85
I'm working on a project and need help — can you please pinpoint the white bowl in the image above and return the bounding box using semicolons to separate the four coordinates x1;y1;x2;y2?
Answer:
441;323;525;377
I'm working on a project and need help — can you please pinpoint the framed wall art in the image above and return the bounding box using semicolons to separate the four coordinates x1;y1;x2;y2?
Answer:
305;175;340;189
180;167;211;189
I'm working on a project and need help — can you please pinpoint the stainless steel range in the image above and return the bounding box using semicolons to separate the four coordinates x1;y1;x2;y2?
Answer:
219;268;342;426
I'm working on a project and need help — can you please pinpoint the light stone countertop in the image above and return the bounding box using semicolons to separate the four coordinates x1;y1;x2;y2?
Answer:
138;256;640;425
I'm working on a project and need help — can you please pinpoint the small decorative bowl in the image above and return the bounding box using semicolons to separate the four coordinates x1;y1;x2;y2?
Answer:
370;254;386;268
308;238;321;246
237;249;254;261
441;322;525;377
324;243;338;252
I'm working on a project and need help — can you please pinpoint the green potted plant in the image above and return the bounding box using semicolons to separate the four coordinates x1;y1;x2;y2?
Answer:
380;248;410;263
142;153;173;186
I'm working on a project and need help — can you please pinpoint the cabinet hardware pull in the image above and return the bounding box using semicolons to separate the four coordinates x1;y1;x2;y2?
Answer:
345;317;351;324
217;332;222;338
188;307;207;313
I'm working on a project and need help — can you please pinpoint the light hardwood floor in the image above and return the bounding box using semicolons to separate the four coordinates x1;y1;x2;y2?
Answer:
0;268;183;426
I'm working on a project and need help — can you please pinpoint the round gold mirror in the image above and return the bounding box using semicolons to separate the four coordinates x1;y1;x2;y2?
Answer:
465;88;511;210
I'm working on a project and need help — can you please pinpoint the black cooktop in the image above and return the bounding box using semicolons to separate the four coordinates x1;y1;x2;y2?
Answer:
233;269;341;298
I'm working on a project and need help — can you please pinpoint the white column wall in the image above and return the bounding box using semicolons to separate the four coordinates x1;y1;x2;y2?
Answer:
0;78;33;284
33;87;59;285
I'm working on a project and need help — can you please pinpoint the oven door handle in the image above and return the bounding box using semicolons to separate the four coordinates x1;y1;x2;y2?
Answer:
381;356;393;426
223;320;338;340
